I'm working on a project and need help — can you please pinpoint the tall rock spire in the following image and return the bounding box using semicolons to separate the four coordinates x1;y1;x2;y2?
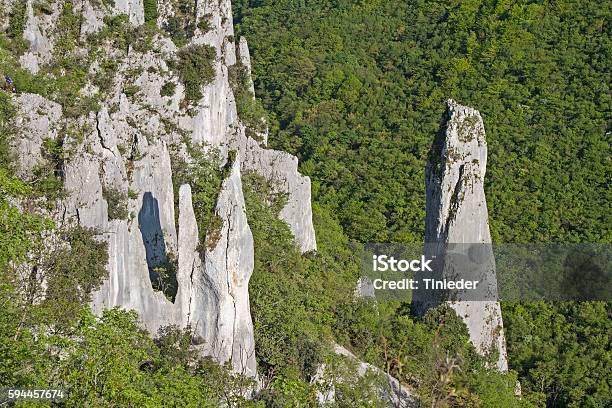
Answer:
421;99;508;371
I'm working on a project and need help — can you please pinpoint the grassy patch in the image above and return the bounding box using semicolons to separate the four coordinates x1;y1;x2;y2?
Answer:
160;81;176;97
143;0;158;27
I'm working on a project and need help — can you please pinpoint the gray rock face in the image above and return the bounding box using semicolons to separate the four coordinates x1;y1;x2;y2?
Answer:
12;93;62;180
114;0;145;25
194;158;257;377
231;132;317;253
313;344;417;408
236;37;269;146
9;0;315;379
421;99;508;371
238;37;256;97
19;0;55;73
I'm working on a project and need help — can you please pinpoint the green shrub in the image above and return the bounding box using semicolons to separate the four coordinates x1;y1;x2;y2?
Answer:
170;143;223;252
103;186;129;220
151;253;178;302
205;214;223;251
55;1;82;54
7;2;28;54
33;1;54;17
163;0;197;47
173;44;216;104
243;171;324;379
143;0;158;26
197;17;212;33
123;84;140;97
0;91;15;171
228;64;267;140
64;95;101;118
93;59;119;93
0;169;51;270
29;138;67;201
39;226;109;329
160;81;176;97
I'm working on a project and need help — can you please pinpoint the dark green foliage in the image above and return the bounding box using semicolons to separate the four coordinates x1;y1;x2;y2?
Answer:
205;214;223;250
0;91;15;171
244;171;396;405
244;171;328;378
503;301;612;407
170;144;223;252
173;44;216;104
235;2;610;406
163;0;197;47
123;83;140;97
7;1;28;54
103;186;129;220
151;254;178;302
93;59;118;93
55;1;82;54
143;0;158;26
33;1;54;17
229;63;267;140
197;17;212;34
0;170;51;271
160;81;176;97
336;301;523;407
31;137;67;201
235;0;610;244
38;226;109;329
0;301;261;406
0;93;51;270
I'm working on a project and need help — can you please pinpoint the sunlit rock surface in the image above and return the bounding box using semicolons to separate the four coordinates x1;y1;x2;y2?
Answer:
419;99;508;371
8;0;315;377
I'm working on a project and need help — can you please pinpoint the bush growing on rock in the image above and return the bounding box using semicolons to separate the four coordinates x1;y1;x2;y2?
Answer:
172;44;216;104
103;186;129;220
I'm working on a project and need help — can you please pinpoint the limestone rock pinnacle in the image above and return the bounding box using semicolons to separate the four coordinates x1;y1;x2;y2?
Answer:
421;99;508;371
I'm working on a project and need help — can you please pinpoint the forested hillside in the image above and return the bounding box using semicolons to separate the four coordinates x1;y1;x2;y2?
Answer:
234;0;610;243
233;0;611;407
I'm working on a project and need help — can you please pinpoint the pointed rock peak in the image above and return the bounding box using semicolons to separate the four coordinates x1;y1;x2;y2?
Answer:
421;100;508;372
429;99;488;184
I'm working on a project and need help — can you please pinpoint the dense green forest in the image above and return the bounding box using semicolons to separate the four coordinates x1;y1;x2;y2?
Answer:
234;0;610;244
233;0;611;406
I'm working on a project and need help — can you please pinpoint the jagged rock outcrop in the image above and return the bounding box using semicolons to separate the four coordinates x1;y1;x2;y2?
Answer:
6;0;315;377
418;99;508;371
231;132;317;252
191;158;257;377
238;37;256;98
313;344;417;408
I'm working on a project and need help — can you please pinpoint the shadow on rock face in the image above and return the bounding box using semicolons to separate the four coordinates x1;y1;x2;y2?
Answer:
139;192;178;301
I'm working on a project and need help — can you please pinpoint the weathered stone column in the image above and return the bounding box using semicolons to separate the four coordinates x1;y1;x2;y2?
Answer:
418;99;508;371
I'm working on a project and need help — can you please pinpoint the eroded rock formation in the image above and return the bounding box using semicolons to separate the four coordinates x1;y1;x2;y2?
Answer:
5;0;316;377
419;99;508;371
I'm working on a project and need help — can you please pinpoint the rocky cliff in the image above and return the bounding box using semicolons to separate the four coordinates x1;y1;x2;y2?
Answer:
420;99;508;371
3;0;316;377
